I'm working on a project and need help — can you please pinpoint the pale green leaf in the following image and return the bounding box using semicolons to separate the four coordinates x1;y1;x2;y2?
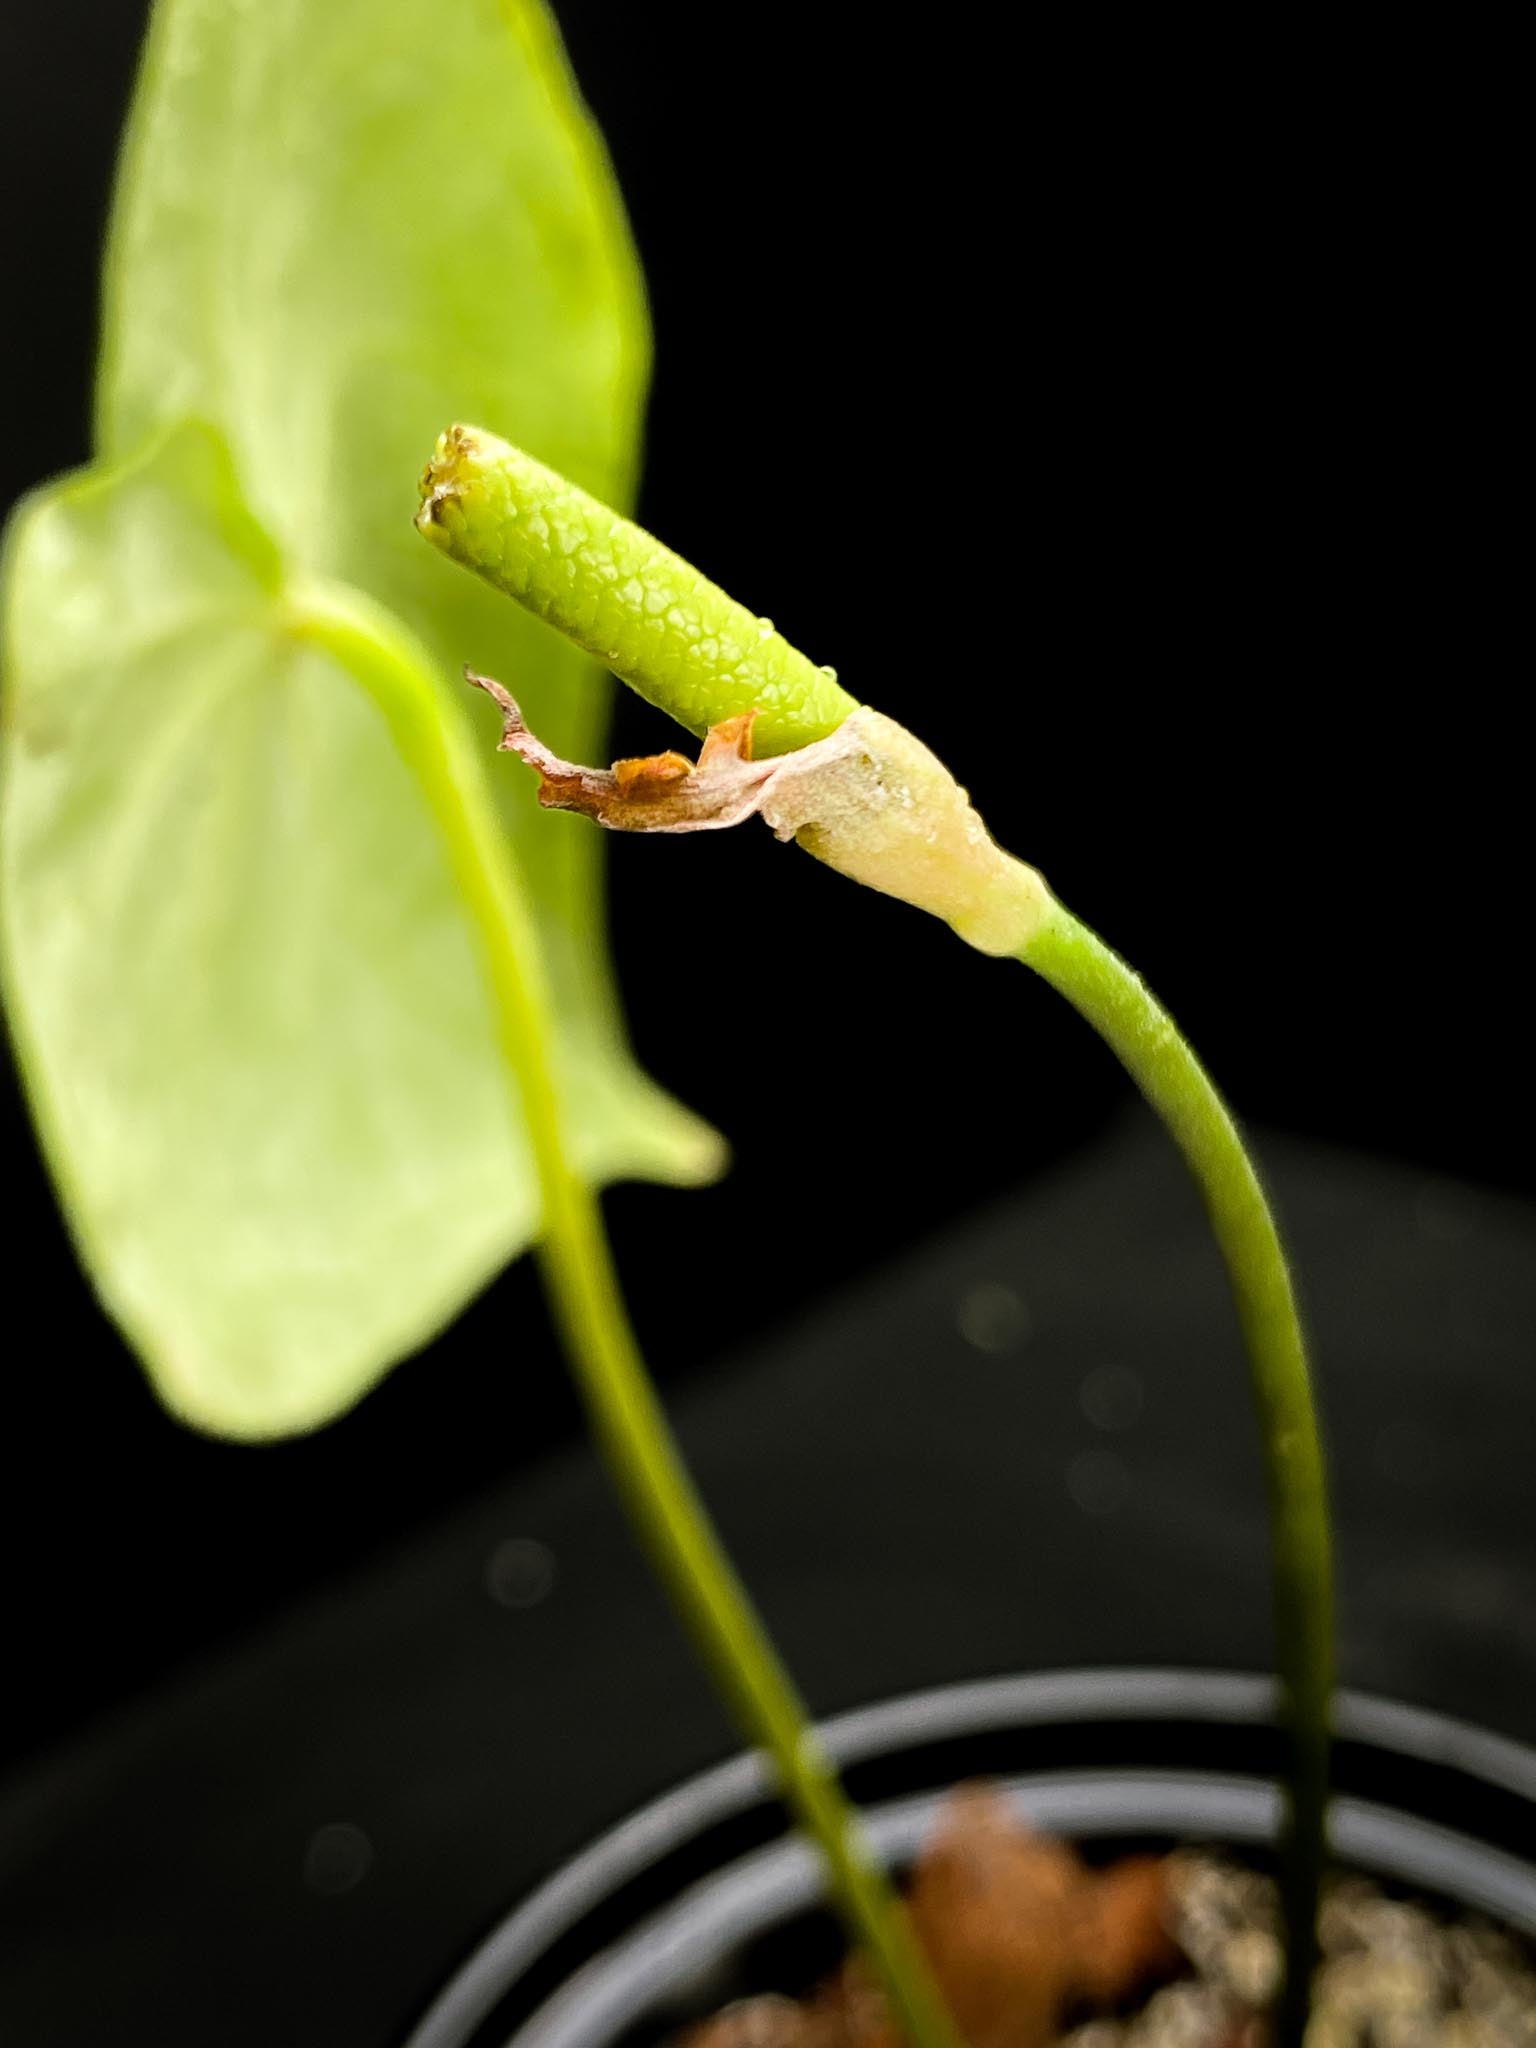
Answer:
0;1;720;1437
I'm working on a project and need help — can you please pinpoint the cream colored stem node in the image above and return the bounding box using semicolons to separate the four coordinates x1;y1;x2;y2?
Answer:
762;709;1053;957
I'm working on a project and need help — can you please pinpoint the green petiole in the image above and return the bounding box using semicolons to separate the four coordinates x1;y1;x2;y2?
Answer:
291;577;960;2048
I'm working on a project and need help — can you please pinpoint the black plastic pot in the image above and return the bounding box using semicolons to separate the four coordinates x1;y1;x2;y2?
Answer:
403;1668;1536;2048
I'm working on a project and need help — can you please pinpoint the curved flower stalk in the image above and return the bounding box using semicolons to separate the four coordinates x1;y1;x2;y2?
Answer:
418;424;1334;2048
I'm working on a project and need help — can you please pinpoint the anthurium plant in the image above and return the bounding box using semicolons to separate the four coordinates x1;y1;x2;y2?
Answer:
0;6;1333;2045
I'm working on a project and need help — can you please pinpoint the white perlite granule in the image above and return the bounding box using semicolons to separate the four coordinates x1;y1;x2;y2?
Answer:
1060;1852;1535;2048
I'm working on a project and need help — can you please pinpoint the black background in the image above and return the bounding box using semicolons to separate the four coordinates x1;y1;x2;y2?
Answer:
0;0;1524;1782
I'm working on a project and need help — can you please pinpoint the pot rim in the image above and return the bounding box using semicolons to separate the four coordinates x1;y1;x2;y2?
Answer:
402;1665;1536;2048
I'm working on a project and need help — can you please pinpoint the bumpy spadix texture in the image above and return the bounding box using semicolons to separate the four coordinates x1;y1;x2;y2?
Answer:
419;425;859;756
0;0;717;1438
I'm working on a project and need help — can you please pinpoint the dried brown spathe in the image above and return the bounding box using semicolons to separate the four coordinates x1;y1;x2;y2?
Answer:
471;671;779;833
468;673;1052;955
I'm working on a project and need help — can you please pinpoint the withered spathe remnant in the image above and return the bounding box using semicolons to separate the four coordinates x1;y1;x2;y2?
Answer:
468;671;1053;957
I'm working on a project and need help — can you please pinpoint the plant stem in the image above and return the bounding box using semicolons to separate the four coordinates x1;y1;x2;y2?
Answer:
1023;900;1332;2048
291;580;959;2048
525;1165;964;2048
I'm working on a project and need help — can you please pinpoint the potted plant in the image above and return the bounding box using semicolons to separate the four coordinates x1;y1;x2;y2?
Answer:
1;5;1529;2045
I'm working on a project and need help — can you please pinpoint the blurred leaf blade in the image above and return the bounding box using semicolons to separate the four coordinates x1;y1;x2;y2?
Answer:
96;0;656;1017
0;1;719;1438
